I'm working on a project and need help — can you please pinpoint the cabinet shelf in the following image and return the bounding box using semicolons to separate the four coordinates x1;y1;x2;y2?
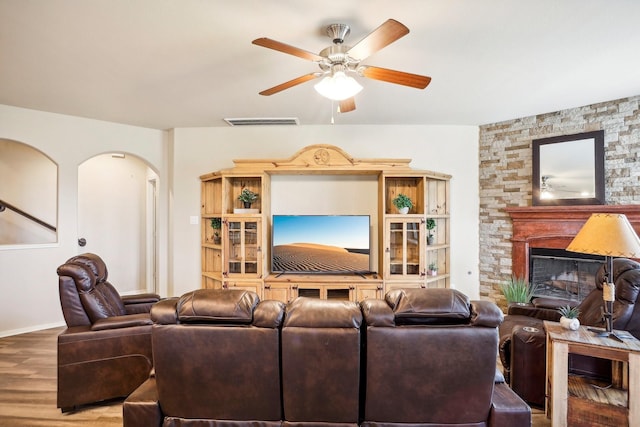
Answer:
202;243;221;249
202;271;222;280
386;214;426;219
568;375;627;407
425;244;449;251
426;273;450;281
389;260;420;265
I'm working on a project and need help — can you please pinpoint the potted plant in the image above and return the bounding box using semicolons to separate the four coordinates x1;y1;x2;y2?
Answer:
428;262;438;276
426;218;436;245
500;276;538;305
392;193;413;214
210;217;222;244
238;188;258;208
558;305;580;330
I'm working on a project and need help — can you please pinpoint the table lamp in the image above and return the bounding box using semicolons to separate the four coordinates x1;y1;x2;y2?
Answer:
566;213;640;336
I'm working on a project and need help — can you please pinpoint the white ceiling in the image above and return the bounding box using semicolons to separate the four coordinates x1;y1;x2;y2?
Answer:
1;0;639;130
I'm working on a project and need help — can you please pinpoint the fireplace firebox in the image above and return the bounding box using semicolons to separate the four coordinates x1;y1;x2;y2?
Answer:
529;248;603;302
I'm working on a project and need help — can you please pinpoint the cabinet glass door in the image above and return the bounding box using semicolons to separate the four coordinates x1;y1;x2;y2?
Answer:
387;218;423;277
225;218;260;276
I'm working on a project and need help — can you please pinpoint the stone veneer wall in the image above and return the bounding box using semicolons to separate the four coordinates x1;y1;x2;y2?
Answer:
479;95;640;308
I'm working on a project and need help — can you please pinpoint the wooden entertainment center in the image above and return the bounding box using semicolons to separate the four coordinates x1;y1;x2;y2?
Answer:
200;144;451;303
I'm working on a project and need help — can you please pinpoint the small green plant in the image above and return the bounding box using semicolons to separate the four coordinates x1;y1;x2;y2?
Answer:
428;262;437;271
210;217;221;230
210;217;222;242
392;193;413;210
210;217;221;234
238;188;258;204
500;276;538;304
426;218;436;237
558;305;580;319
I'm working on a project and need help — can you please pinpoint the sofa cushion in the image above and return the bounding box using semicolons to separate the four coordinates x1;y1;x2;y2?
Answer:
385;288;470;324
176;289;259;324
284;297;362;328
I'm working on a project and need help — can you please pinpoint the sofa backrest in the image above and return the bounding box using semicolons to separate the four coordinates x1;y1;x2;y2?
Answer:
57;253;127;326
281;297;363;425
151;289;285;422
360;288;502;425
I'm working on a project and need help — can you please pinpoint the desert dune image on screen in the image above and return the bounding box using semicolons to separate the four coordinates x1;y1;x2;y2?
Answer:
271;215;370;273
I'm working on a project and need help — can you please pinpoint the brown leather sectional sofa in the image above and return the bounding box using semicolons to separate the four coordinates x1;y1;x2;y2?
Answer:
123;288;531;427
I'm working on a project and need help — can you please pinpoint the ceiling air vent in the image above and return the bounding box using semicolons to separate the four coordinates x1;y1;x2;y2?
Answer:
224;117;299;126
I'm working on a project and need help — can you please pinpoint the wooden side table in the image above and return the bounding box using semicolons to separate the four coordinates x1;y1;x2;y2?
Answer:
545;321;640;426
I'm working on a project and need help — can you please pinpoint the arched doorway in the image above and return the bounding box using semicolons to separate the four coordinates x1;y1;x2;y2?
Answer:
0;139;57;246
78;153;158;294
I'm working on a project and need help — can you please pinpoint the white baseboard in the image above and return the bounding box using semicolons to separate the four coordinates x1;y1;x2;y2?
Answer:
0;321;66;338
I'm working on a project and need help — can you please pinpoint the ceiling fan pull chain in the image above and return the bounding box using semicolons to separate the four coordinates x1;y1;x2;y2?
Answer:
331;101;335;124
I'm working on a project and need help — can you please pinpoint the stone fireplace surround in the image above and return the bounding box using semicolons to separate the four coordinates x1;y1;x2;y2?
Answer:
507;205;640;295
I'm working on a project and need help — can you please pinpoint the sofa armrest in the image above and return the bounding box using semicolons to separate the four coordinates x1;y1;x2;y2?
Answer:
123;293;160;315
507;303;562;321
123;293;160;305
470;300;504;327
488;383;531;427
360;299;395;326
123;377;163;427
90;313;153;331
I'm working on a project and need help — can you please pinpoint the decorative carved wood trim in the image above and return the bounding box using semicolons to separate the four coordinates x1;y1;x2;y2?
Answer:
231;144;414;173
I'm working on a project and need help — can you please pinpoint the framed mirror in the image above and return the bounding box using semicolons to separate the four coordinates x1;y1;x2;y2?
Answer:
532;130;604;206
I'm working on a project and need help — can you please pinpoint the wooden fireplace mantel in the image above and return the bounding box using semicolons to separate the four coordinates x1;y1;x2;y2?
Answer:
506;205;640;280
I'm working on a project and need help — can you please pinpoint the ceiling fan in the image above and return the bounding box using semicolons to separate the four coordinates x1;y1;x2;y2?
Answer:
252;19;431;113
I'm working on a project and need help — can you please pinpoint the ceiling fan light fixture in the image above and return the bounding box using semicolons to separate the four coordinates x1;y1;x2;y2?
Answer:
314;71;362;101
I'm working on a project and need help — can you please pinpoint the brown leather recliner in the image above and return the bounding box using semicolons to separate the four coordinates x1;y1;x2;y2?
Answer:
123;289;285;427
56;253;160;411
360;288;531;427
499;258;640;407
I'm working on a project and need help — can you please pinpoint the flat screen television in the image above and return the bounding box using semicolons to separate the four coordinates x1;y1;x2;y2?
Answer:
271;215;371;275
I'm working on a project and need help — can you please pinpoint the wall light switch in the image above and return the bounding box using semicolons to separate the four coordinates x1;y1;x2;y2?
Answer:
189;216;199;225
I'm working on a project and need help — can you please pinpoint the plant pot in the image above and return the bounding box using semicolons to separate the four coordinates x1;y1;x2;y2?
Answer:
243;202;252;208
398;206;409;214
427;235;435;245
560;316;580;331
213;236;221;245
429;270;437;276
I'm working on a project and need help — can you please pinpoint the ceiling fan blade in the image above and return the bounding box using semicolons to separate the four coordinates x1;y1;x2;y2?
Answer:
339;97;356;113
346;19;409;61
252;38;324;62
259;73;320;96
360;65;431;89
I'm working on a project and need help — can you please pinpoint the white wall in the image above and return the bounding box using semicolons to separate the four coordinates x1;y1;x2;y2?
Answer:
0;105;168;336
171;125;480;299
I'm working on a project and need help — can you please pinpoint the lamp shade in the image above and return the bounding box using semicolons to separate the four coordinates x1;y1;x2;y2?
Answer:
314;71;363;101
566;213;640;257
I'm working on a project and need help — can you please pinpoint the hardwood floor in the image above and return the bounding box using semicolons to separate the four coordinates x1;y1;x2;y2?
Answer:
0;326;121;426
0;326;550;426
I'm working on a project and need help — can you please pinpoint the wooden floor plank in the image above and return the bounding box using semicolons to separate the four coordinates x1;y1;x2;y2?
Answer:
0;326;550;426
